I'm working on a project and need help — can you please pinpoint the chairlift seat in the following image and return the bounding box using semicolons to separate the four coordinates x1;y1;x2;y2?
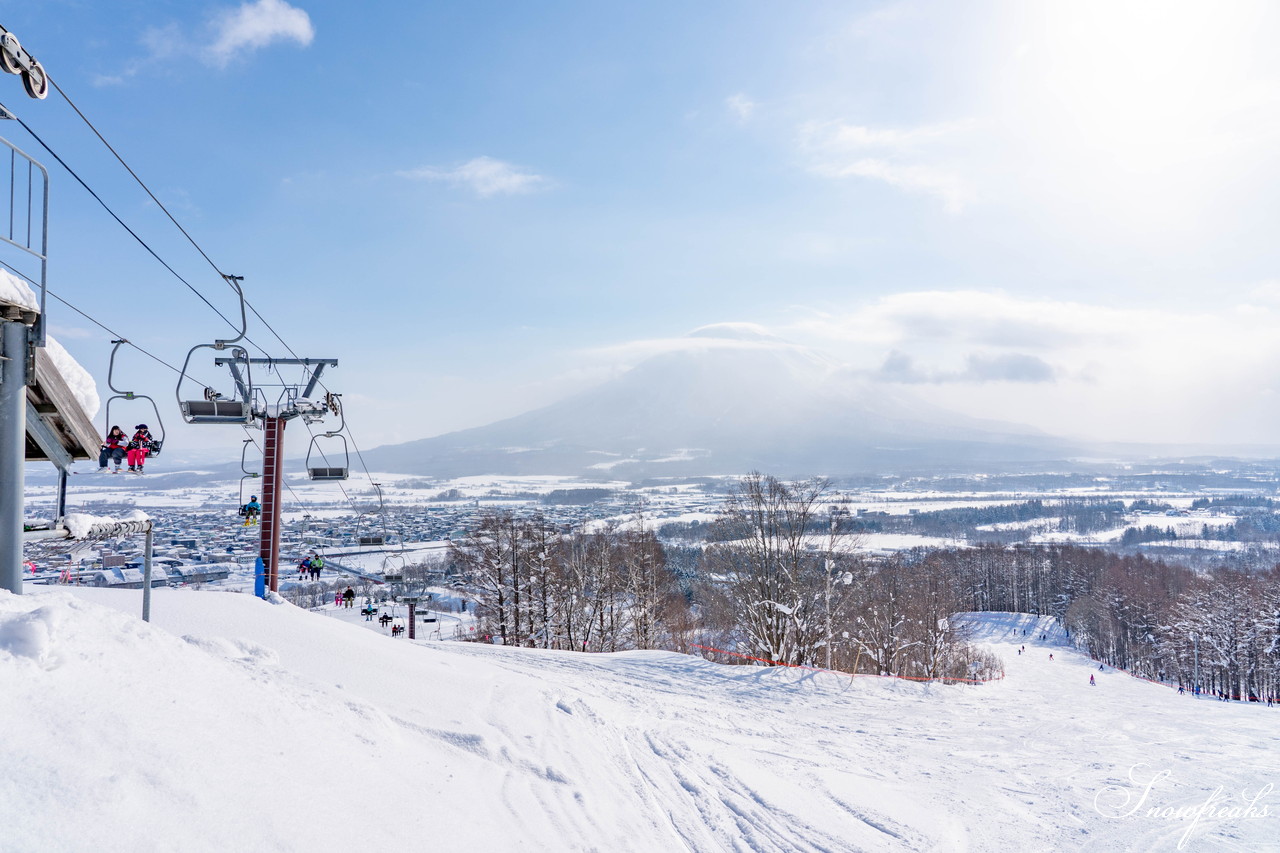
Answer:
181;399;253;424
359;535;385;547
308;466;349;481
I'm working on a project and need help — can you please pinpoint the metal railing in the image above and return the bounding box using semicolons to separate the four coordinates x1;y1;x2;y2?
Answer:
0;131;47;344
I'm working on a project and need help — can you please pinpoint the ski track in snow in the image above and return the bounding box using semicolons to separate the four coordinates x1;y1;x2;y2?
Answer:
3;591;1279;852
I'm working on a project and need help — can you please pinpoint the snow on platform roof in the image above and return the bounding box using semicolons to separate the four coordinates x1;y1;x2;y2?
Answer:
26;342;101;465
0;267;37;313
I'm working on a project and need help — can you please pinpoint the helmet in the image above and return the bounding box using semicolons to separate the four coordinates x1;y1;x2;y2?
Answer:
251;495;258;501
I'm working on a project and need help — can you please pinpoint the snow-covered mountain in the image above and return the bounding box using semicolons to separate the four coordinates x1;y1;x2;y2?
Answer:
369;324;1080;477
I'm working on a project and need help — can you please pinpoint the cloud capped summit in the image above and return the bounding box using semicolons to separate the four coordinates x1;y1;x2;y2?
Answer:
365;325;1077;477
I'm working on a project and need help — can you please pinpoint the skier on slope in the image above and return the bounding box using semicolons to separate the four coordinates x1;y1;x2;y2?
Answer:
1090;674;1096;686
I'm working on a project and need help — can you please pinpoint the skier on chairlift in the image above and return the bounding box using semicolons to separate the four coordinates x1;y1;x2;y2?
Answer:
126;424;156;474
98;425;128;473
240;495;262;526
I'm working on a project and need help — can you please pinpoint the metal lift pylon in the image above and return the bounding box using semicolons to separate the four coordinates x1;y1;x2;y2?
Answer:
223;356;338;595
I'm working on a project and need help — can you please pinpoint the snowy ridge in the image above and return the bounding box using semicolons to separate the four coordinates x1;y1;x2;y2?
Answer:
3;589;1277;851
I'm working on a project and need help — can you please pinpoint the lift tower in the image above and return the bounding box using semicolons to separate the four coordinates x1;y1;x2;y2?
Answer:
215;354;339;594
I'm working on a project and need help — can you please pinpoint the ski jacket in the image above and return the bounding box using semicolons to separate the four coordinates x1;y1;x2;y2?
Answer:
127;429;156;451
102;430;127;450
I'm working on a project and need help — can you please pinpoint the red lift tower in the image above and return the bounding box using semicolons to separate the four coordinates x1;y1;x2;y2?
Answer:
225;357;339;593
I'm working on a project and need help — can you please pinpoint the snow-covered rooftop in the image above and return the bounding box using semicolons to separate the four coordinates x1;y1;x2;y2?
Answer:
0;267;37;311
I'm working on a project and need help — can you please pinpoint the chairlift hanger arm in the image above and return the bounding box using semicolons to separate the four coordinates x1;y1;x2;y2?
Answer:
103;339;166;449
215;275;248;348
106;339;129;395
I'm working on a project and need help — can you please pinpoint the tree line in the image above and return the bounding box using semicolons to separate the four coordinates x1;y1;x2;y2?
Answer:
448;473;1002;683
913;544;1280;701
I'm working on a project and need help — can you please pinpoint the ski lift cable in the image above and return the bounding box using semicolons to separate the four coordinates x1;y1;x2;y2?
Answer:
47;76;228;282
0;258;211;388
6;111;242;332
39;76;365;456
40;76;298;365
39;283;224;391
6;105;293;372
25;77;381;481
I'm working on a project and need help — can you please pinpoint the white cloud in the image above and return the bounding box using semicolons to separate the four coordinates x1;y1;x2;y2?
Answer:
778;290;1280;445
95;2;312;82
726;93;756;121
399;156;549;197
876;349;1055;384
207;0;314;67
800;120;974;212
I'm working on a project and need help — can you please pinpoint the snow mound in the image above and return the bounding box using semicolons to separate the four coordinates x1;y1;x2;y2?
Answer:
0;601;61;667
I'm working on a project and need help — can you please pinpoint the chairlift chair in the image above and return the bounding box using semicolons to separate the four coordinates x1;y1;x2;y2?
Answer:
175;275;256;425
382;553;407;585
103;339;166;455
306;393;349;480
237;440;261;521
354;508;384;547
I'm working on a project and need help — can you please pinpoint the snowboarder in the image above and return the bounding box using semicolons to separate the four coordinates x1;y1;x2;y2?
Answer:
98;425;128;473
240;495;261;526
1049;654;1054;661
1089;674;1096;686
126;424;156;473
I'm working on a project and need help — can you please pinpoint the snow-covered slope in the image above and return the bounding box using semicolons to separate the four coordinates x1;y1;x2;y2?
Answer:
3;590;1274;852
366;324;1079;477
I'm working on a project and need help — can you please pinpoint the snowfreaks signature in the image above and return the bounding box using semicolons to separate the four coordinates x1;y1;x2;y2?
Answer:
1094;764;1273;849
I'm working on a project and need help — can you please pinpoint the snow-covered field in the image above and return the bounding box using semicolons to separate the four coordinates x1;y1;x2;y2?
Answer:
3;588;1276;852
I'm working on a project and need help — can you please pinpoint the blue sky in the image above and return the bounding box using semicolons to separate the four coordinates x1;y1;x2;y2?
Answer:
8;0;1280;458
